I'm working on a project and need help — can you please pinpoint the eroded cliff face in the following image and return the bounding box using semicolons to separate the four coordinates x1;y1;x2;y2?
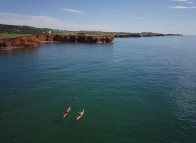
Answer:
53;35;114;43
0;36;40;51
35;35;53;41
0;35;114;51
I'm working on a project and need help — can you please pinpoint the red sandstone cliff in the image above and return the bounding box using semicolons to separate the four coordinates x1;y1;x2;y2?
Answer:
0;36;40;51
35;35;53;41
0;35;114;51
53;35;114;43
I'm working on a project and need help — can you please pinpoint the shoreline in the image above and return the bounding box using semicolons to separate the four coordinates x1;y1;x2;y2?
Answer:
114;33;183;38
0;35;114;51
0;33;183;51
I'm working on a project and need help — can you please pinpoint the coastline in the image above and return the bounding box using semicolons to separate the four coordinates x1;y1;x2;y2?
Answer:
0;33;183;51
0;35;114;51
114;33;183;38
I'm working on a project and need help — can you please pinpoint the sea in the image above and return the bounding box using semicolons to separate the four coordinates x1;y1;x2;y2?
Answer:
0;36;196;143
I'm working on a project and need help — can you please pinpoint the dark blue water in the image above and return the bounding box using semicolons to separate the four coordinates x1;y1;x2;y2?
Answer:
0;36;196;143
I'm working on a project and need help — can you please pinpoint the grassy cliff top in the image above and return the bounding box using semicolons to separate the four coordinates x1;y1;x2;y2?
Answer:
1;24;175;39
0;24;111;39
0;33;32;39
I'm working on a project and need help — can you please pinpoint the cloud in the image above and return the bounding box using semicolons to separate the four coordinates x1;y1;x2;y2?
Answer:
169;0;195;9
0;12;105;31
126;17;144;20
172;0;194;4
169;6;196;8
62;8;86;15
186;1;193;4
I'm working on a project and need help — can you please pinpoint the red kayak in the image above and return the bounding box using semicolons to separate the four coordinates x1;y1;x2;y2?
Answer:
63;107;71;118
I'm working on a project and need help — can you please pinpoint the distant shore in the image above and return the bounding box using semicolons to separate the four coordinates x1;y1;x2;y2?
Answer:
114;33;183;38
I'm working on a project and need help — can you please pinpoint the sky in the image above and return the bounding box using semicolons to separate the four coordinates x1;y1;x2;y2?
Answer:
0;0;196;35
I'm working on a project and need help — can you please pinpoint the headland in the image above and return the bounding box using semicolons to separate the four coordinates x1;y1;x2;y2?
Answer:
0;35;114;51
0;24;182;51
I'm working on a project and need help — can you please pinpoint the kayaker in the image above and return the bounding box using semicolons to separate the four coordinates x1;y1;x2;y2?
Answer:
76;110;84;120
63;107;71;118
78;110;84;116
65;107;71;113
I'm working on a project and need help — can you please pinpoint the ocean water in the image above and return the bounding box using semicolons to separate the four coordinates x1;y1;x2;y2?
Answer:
0;36;196;143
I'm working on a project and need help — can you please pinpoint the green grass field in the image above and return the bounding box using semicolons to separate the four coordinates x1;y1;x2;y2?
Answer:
0;33;32;39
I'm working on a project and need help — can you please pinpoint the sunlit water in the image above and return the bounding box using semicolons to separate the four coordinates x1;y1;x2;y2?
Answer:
0;36;196;143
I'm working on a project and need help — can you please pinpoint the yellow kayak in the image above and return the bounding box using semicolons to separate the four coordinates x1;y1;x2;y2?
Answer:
76;110;84;120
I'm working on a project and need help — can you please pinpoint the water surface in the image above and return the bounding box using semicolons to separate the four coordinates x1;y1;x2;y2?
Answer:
0;36;196;143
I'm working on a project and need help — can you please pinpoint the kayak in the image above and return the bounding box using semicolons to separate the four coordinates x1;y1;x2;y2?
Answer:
76;110;84;120
63;107;71;118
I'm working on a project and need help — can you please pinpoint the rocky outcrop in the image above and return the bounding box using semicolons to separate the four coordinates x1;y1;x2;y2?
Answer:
53;35;114;43
0;36;40;51
35;35;53;41
0;35;114;51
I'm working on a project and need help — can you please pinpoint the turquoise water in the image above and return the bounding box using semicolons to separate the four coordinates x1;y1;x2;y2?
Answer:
0;36;196;143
